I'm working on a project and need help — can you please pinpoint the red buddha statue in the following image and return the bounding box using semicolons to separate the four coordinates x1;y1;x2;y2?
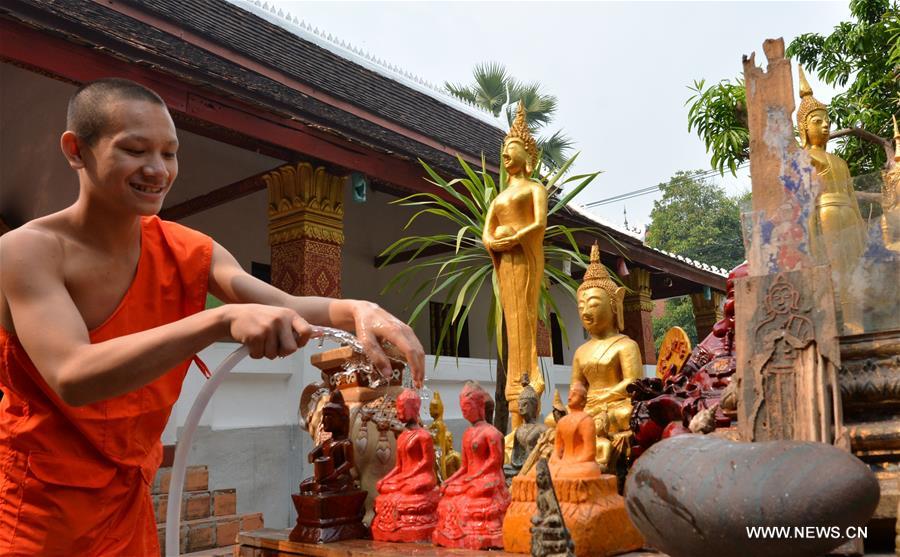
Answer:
371;389;440;542
432;382;510;550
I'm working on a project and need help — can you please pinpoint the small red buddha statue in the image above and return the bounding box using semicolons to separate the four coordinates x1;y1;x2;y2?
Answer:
370;389;440;542
432;382;510;550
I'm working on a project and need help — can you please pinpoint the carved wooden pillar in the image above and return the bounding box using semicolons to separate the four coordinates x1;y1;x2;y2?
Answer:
265;163;345;297
536;321;551;358
690;291;724;340
623;268;656;365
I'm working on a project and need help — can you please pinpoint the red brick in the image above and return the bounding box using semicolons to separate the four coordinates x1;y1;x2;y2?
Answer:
239;513;263;532
185;520;215;553
184;491;211;520
215;517;239;547
212;489;236;516
153;465;209;495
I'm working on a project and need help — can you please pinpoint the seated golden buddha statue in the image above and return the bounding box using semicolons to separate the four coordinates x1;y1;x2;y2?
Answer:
571;243;642;472
371;389;440;542
504;376;548;483
483;100;548;429
433;382;510;550
797;67;867;329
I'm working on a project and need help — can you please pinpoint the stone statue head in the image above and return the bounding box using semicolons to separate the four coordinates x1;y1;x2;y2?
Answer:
577;243;625;334
460;381;489;424
518;374;539;424
503;101;539;175
567;382;587;412
322;390;350;438
396;388;421;424
796;66;830;149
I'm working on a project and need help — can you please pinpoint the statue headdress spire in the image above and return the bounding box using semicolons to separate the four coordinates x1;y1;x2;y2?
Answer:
577;242;625;331
796;65;828;147
504;100;539;172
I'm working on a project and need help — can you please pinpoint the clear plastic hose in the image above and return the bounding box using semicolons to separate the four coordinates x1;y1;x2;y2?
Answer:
165;345;248;557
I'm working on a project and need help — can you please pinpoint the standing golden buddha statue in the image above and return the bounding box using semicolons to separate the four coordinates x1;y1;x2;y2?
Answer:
881;116;900;251
797;67;867;329
483;101;548;429
571;243;642;472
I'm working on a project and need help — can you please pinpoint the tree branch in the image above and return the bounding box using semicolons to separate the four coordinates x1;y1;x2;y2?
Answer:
831;128;895;168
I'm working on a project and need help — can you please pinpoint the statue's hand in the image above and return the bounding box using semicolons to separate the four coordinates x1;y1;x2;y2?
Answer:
490;237;517;251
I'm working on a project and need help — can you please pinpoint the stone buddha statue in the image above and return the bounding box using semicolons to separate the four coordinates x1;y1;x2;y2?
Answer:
428;390;460;482
571;243;642;472
299;390;356;494
433;382;511;550
504;375;548;483
291;390;368;543
797;66;867;329
371;389;440;542
483;101;548;429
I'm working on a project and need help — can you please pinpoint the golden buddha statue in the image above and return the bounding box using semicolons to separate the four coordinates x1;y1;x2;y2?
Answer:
483;101;548;429
797;66;867;329
571;243;642;472
881;116;900;251
428;390;460;481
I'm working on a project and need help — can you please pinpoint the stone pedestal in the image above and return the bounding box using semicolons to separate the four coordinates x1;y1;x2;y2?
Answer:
371;488;439;543
690;291;724;340
265;163;345;297
623;268;656;365
289;489;367;544
503;474;643;557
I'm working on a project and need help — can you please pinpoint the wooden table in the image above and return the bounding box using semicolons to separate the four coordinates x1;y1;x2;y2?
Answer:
236;529;662;556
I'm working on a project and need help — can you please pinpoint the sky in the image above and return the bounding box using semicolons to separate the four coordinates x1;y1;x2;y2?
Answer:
267;1;850;231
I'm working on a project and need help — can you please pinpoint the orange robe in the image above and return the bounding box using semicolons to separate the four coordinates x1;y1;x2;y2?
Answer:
0;216;212;556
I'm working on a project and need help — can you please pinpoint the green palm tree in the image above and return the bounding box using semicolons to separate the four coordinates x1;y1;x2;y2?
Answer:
445;63;574;173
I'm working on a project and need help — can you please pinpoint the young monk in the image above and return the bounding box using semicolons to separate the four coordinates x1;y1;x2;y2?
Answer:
0;78;425;556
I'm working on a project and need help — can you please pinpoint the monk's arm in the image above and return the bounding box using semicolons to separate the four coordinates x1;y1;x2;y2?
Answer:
208;242;424;386
0;229;294;406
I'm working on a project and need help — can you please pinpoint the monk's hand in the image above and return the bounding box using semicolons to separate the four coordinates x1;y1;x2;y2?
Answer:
350;301;425;388
225;304;312;359
490;237;515;251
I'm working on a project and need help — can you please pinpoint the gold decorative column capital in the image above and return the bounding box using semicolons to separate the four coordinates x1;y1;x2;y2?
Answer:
623;267;653;313
265;163;346;246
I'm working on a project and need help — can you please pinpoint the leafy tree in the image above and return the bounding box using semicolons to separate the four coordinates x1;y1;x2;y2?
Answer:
687;0;899;176
644;171;748;348
445;62;575;172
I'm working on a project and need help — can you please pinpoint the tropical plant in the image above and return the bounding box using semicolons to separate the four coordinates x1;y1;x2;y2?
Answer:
445;62;575;172
686;0;900;176
378;153;602;364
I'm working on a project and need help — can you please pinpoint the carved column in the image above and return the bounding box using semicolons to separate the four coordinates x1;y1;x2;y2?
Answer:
265;163;345;297
623;268;656;365
536;321;551;358
690;291;724;340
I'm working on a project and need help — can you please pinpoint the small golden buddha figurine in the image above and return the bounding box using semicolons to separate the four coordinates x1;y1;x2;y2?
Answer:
797;66;867;328
571;243;642;471
881;116;900;251
428;390;461;482
483;100;548;429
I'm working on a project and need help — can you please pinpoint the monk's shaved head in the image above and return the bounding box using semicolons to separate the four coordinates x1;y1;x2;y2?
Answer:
66;78;166;145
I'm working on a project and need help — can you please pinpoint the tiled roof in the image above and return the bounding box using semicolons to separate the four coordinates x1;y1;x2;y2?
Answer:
129;0;507;162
